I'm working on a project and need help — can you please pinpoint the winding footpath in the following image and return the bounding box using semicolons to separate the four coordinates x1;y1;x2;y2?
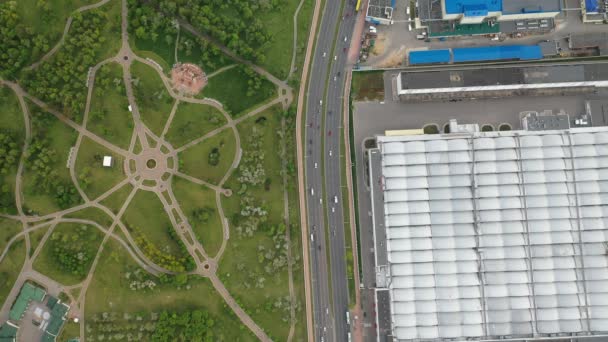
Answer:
0;0;318;340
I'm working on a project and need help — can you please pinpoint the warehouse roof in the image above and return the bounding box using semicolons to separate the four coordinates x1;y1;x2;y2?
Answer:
452;45;543;62
444;0;501;14
374;127;608;340
501;0;561;14
409;50;451;65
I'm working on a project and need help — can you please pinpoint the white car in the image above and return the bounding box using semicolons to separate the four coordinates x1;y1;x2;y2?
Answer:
334;196;338;203
329;150;333;156
314;162;318;169
332;207;335;213
319;100;323;105
344;36;348;42
334;55;337;60
323;52;327;57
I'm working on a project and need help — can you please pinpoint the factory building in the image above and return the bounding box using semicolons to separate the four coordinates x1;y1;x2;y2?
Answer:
443;0;561;23
369;126;608;341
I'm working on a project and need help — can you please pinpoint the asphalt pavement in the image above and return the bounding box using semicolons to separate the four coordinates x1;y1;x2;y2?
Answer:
304;0;359;340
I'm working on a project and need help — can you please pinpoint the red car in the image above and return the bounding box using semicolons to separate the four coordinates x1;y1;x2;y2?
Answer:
328;130;332;136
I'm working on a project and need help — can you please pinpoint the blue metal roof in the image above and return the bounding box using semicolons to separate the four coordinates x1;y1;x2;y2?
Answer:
464;4;489;16
409;50;451;65
452;45;543;62
586;0;599;12
445;0;501;14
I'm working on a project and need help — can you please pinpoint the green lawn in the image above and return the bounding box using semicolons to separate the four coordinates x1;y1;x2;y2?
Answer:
33;222;104;285
293;0;314;81
165;102;227;149
218;105;293;341
122;190;188;262
22;102;83;215
351;70;385;101
178;127;236;186
0;218;22;253
65;206;115;228
74;136;126;200
28;224;50;257
258;0;313;80
14;0;99;62
0;87;25;215
99;182;134;215
132;36;175;74
172;177;223;258
58;320;80;342
0;87;25;135
88;63;134;150
130;61;175;136
85;240;257;342
199;66;276;117
0;238;25;306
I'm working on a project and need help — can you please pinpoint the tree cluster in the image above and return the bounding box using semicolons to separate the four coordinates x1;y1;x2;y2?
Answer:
48;225;96;277
26;105;82;210
178;36;228;72
207;147;220;166
0;1;49;79
23;10;109;118
128;0;178;46
237;126;266;185
0;131;20;210
240;65;265;97
191;207;214;223
142;0;277;63
130;225;194;273
152;310;216;342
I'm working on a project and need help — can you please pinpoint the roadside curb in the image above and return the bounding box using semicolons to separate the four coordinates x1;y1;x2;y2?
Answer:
295;0;323;339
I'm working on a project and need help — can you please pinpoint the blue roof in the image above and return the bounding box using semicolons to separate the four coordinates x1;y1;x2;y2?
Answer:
445;0;501;14
452;45;543;62
464;4;489;16
586;0;599;12
409;50;451;65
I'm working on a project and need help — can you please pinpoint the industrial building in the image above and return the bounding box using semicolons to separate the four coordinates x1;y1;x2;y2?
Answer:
416;0;560;36
369;125;608;341
443;0;561;24
366;0;395;24
395;63;608;101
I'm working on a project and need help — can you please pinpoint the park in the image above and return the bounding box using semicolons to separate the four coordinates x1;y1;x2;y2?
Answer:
0;0;313;340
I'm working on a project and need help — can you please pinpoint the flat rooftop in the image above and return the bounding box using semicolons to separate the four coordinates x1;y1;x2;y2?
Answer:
398;63;608;93
367;0;394;18
501;0;561;14
373;127;608;340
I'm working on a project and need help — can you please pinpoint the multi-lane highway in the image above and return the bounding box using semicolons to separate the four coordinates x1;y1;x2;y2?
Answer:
304;0;359;340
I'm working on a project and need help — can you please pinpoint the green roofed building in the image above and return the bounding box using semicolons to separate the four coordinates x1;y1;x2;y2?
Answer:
41;332;56;342
43;296;70;340
8;283;47;322
0;322;18;342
